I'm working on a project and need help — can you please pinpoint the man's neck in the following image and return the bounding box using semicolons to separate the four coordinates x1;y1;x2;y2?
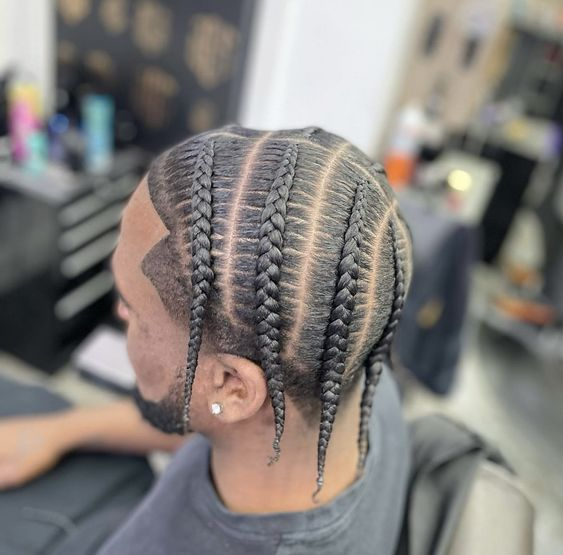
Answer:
209;388;363;513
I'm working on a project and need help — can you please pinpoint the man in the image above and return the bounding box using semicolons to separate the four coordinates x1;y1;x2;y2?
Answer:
0;126;412;554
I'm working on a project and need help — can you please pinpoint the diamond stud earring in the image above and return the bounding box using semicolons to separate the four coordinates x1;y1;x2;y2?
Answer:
210;402;223;416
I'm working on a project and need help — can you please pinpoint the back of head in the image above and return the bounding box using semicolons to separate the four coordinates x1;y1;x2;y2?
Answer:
143;125;413;491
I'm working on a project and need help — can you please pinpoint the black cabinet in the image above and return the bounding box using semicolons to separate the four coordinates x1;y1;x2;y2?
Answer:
0;151;146;371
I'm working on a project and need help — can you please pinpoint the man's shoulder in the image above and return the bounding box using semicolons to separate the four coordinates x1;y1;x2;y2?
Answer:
96;433;212;554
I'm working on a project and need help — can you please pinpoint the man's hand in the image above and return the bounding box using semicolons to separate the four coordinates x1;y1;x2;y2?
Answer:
0;415;68;490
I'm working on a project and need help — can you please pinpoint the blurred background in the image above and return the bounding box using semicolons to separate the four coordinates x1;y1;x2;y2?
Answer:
0;0;562;552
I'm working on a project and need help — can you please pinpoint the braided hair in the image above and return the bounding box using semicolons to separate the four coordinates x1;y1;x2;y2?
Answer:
183;140;216;430
314;179;366;498
357;217;407;473
142;126;412;495
255;143;299;463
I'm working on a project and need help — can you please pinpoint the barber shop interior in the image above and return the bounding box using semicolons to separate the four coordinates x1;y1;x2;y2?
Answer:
0;1;562;554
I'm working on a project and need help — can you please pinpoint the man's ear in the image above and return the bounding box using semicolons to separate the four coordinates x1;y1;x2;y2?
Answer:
207;354;268;424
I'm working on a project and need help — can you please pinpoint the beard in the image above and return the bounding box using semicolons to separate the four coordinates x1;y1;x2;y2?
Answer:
132;368;192;435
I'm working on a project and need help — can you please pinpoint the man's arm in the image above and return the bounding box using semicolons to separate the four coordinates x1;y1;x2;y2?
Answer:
0;400;188;490
61;400;187;454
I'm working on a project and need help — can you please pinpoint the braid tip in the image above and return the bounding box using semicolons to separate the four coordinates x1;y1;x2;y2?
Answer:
312;478;324;504
182;405;190;435
267;440;281;466
355;459;366;479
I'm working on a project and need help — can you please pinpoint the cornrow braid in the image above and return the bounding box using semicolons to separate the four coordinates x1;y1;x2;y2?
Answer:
356;216;406;472
255;143;298;464
314;180;367;499
183;140;216;432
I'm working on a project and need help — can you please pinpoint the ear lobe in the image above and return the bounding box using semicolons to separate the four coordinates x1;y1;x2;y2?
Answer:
211;355;268;424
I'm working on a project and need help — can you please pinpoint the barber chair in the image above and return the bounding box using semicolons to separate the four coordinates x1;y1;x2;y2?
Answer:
398;415;534;555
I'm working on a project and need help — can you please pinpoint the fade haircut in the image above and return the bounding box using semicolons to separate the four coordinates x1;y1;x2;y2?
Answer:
141;125;413;495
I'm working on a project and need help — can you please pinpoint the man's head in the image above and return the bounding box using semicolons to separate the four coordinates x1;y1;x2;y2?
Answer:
112;125;412;492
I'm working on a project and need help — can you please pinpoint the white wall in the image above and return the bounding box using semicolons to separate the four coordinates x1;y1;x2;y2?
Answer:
239;0;421;157
0;0;16;74
0;0;55;113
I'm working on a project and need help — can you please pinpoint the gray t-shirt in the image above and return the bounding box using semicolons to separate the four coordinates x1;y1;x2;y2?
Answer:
98;368;409;555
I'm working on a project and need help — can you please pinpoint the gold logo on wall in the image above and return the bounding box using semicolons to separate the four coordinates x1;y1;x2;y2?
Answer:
132;66;179;129
133;0;172;57
99;0;128;35
58;0;91;26
84;50;115;82
58;41;77;65
184;14;239;90
188;98;218;133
